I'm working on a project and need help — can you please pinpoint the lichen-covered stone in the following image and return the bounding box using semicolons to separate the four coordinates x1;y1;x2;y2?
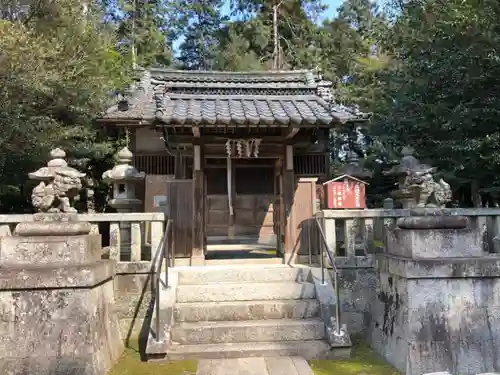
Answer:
113;270;153;338
1;234;100;265
387;226;482;258
0;218;123;375
370;256;500;375
0;281;123;375
28;148;86;214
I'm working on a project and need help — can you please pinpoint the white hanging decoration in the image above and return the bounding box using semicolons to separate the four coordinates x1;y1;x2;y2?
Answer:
225;140;232;158
225;139;262;158
245;141;252;158
236;141;244;158
253;139;262;157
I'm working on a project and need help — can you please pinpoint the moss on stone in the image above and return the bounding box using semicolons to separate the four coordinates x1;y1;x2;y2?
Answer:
108;340;398;375
309;342;401;375
107;341;197;375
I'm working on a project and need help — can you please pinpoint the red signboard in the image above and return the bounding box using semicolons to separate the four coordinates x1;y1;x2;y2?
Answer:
323;175;367;209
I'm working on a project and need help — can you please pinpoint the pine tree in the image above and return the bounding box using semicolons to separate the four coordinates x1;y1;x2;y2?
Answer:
177;0;227;70
101;0;173;67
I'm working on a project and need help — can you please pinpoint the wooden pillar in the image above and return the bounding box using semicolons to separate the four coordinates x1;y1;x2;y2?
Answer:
287;178;318;264
191;143;205;265
174;150;186;179
283;145;295;262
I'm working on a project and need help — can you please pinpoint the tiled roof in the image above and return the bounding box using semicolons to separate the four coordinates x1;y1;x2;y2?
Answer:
154;94;351;126
102;69;369;126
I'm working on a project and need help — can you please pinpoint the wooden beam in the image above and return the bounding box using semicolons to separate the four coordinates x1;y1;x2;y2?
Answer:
165;135;311;144
284;127;300;139
192;126;200;138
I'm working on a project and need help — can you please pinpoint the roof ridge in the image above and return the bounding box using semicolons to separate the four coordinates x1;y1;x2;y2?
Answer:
164;93;327;100
148;68;317;75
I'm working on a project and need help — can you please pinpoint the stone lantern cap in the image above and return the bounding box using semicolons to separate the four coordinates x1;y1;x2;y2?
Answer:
102;147;145;182
29;148;85;181
384;146;432;176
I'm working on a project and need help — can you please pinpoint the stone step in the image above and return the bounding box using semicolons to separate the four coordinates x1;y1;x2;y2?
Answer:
174;299;320;322
204;258;283;266
176;281;315;303
162;340;350;360
171;318;325;345
196;357;315;375
177;266;310;285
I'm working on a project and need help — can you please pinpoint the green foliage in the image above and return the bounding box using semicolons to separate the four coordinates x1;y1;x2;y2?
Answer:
101;0;174;67
177;0;228;70
212;21;269;71
371;0;500;204
4;0;500;210
213;0;326;71
0;0;130;212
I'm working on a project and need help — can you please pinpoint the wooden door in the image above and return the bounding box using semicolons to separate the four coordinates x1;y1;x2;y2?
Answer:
166;179;193;258
204;158;277;243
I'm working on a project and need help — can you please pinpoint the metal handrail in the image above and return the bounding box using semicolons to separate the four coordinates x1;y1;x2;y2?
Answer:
314;216;342;335
154;219;173;342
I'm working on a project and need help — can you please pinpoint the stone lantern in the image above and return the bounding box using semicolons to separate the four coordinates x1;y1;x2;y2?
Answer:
102;147;145;211
384;147;452;209
102;147;145;260
384;147;425;208
337;151;373;182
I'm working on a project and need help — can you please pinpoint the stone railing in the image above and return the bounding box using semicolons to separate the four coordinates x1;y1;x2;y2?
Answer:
300;207;500;264
424;373;500;375
0;212;166;267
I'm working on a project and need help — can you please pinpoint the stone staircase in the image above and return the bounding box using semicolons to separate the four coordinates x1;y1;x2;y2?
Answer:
147;265;351;360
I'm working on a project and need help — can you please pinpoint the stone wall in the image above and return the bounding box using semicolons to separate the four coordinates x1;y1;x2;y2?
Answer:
369;214;500;375
370;261;500;375
330;257;377;336
0;278;123;375
0;215;124;375
114;262;155;341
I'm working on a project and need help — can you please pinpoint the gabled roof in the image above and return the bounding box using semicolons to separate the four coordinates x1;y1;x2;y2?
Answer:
101;68;369;127
323;174;370;185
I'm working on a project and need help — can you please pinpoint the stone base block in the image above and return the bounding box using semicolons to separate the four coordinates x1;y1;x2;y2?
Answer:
370;255;500;375
0;279;123;375
1;234;101;265
388;228;482;258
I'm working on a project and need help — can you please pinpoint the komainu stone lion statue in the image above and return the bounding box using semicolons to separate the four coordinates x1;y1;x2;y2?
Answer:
31;169;85;213
29;148;86;213
404;167;452;208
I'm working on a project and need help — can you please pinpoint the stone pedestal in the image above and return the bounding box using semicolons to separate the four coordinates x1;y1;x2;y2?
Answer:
0;214;123;375
370;213;500;375
390;189;417;209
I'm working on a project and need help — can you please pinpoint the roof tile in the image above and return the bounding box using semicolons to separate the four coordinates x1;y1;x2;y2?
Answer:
153;94;335;126
102;69;369;125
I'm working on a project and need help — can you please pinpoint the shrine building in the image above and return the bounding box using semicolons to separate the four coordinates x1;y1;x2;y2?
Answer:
99;68;367;264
